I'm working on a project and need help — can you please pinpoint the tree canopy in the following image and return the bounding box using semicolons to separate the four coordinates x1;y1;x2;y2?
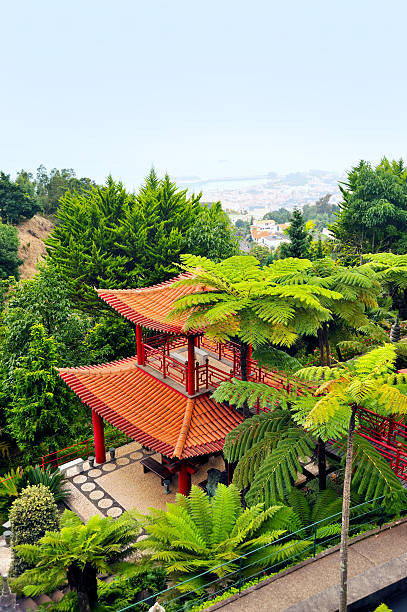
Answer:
0;172;39;224
331;158;407;257
46;170;239;311
0;224;22;279
279;209;311;259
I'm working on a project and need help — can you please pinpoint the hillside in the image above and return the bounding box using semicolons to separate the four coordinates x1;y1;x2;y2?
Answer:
17;215;54;279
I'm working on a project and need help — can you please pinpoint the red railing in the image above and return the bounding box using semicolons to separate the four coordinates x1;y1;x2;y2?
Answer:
40;429;129;470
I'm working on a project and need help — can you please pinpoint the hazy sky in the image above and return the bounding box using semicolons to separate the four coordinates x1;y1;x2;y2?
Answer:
1;0;406;189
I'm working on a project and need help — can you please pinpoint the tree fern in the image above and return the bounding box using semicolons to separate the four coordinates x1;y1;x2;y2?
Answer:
351;435;406;511
246;429;315;506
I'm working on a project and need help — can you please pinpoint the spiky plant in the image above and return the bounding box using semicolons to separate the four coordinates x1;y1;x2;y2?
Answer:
137;484;311;593
11;510;140;612
20;465;69;503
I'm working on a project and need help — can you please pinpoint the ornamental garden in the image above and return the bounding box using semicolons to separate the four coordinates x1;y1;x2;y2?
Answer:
0;163;407;611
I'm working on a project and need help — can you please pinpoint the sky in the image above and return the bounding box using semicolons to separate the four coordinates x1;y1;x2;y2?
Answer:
1;0;407;189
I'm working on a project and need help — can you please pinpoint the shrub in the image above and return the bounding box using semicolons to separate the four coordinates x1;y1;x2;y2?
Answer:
9;484;59;577
20;466;69;503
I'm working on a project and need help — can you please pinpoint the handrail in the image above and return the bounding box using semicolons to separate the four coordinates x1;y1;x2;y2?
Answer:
117;495;389;611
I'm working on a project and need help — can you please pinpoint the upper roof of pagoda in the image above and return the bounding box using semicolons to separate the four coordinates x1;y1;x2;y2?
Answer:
59;357;243;459
97;273;201;334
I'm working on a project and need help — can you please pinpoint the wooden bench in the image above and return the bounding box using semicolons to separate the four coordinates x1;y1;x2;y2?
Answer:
140;457;172;486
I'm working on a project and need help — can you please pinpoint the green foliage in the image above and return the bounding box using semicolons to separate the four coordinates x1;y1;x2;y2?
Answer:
21;466;69;503
279;209;311;259
83;314;136;364
0;467;23;522
34;165;96;215
170;254;342;348
11;510;140;609
137;484;310;592
184;202;240;262
0;265;90;370
0;223;22;279
95;570;166;612
9;484;59;577
5;324;85;462
350;435;406;512
47;170;234;312
331;158;407;256
0;172;40;224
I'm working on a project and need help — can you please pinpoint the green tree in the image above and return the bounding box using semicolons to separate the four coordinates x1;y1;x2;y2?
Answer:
0;223;22;279
280;209;311;258
331;158;407;258
12;510;140;612
169;255;342;416
116;170;202;288
183;202;239;261
0;172;39;224
137;484;310;591
293;345;407;612
46;171;202;311
6;324;85;461
0;265;90;370
9;484;59;577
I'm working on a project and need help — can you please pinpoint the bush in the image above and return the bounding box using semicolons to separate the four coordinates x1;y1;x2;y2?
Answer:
0;223;22;279
21;466;69;503
9;484;59;577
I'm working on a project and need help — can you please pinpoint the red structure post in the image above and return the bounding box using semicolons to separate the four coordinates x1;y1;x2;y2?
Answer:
247;344;252;378
178;462;191;496
136;324;144;365
92;409;106;464
187;335;195;396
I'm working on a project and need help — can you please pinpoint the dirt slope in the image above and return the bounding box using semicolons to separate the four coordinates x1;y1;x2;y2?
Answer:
17;215;54;279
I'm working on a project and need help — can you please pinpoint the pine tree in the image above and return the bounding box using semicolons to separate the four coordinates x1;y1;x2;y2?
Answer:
6;324;83;461
280;209;311;258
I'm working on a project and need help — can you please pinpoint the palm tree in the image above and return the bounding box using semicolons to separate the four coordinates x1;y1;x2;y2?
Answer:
168;254;342;416
137;483;311;593
293;345;407;612
11;510;140;612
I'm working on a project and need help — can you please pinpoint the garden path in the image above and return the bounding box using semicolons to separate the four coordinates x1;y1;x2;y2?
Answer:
216;519;407;612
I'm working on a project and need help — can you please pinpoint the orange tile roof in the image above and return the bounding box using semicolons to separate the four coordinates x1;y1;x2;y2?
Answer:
59;358;243;459
97;274;201;334
250;228;271;240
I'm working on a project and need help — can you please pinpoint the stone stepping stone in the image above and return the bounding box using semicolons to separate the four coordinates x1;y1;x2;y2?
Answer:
116;457;130;466
107;506;123;518
81;482;96;492
101;463;116;472
88;468;103;478
89;490;104;500
72;475;87;484
130;451;143;460
98;498;113;509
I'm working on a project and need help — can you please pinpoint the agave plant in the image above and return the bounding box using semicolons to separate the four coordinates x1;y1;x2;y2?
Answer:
20;466;69;503
137;484;311;592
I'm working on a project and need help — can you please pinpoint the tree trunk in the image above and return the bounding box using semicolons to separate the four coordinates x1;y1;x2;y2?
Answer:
322;322;331;366
317;437;326;491
317;328;325;366
67;563;98;612
339;406;357;612
336;344;343;363
239;342;250;419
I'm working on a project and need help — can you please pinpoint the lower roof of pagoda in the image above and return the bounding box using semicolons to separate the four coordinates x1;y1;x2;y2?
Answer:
58;356;243;460
97;273;204;334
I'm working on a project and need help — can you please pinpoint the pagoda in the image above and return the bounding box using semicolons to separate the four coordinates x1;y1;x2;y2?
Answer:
59;274;249;495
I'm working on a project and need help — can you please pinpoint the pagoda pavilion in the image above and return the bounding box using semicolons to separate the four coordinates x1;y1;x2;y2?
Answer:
59;274;251;496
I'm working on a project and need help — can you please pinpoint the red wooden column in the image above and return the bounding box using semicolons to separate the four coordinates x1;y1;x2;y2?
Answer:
92;410;106;464
178;462;192;496
136;324;144;365
247;344;252;378
187;335;195;396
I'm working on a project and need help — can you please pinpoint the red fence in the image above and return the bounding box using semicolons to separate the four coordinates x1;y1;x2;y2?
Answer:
40;429;129;470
